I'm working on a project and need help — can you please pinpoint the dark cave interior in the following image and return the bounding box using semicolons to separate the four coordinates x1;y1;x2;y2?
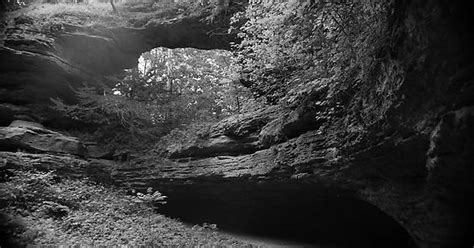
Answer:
157;181;416;247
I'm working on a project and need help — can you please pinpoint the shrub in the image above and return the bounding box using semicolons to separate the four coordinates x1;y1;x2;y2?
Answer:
52;47;258;151
231;1;391;103
130;187;167;208
0;168;254;246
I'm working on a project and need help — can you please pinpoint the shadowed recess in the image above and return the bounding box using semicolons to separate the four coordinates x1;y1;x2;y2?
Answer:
157;181;417;247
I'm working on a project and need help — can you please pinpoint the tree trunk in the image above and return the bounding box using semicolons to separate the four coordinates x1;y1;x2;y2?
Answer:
235;95;241;113
110;0;117;13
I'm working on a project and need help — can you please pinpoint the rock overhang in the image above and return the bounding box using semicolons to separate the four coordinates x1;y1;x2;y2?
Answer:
0;8;236;124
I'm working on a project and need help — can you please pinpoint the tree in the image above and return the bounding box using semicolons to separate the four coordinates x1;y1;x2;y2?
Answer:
51;47;257;149
231;0;390;102
110;0;117;13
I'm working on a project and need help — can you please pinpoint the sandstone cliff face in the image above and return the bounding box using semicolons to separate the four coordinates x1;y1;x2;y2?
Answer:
0;1;473;247
113;1;474;247
0;120;85;155
0;119;116;186
113;91;473;248
0;8;234;127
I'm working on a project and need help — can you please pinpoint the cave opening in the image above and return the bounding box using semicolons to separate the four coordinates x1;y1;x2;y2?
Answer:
101;46;258;135
157;181;416;248
97;46;416;247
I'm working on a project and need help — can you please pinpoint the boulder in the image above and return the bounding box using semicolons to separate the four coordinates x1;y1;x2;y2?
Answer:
0;151;114;183
9;120;45;129
0;120;85;156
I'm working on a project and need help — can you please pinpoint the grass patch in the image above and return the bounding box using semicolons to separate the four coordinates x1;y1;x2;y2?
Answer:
0;168;257;247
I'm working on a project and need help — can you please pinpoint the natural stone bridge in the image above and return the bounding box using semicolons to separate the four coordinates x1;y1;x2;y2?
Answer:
1;1;474;247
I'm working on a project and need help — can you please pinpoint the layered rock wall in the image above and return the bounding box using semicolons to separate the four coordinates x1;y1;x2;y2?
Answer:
0;10;234;126
113;1;474;247
0;1;473;247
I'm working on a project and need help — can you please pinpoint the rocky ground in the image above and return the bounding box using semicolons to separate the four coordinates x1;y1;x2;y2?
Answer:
0;120;259;247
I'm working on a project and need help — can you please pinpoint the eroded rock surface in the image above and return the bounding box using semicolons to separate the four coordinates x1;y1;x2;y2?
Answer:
0;122;116;184
112;1;474;247
1;1;473;247
0;120;85;156
0;151;115;183
0;8;235;125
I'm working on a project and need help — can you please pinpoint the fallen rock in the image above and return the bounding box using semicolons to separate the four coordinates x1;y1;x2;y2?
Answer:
0;120;85;156
9;120;45;129
0;151;114;183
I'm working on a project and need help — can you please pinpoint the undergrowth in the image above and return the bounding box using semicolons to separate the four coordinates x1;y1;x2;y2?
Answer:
0;168;256;247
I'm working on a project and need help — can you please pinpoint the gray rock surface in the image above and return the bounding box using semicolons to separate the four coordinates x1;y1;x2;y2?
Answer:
0;11;235;126
0;151;114;183
0;120;85;156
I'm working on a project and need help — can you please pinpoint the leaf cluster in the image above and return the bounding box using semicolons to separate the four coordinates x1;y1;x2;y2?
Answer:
52;48;258;150
231;0;391;103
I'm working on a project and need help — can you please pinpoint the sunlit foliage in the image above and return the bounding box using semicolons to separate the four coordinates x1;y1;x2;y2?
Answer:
52;48;256;149
231;0;390;102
